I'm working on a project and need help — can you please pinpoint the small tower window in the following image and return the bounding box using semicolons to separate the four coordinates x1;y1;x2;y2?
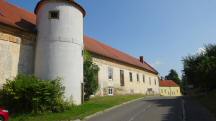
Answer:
49;10;59;19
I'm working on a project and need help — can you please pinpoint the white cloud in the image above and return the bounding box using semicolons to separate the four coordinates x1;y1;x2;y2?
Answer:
151;60;163;67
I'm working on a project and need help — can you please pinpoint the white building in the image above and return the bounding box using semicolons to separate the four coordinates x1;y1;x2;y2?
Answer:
34;0;86;105
0;0;160;105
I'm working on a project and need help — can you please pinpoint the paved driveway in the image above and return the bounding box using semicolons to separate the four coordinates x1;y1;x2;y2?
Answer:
86;96;215;121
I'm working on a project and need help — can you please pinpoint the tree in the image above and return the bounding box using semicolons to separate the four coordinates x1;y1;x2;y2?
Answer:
165;69;181;85
182;44;216;91
83;51;99;101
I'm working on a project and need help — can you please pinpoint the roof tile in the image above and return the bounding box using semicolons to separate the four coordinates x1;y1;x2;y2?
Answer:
160;80;179;87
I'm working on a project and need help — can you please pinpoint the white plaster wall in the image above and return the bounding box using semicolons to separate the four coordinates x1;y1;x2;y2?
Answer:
0;40;20;87
92;56;160;96
160;87;181;96
35;2;84;105
0;31;35;88
144;74;160;94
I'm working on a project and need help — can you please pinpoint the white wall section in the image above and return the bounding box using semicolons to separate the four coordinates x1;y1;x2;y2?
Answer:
35;1;84;105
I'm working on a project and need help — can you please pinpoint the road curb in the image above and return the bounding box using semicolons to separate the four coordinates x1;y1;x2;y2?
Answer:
81;97;145;121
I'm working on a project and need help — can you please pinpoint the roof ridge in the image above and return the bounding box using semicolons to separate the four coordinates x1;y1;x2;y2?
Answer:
84;36;158;74
85;36;148;64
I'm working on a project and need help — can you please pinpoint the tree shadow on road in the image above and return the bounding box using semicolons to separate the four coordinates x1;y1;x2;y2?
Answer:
142;97;183;121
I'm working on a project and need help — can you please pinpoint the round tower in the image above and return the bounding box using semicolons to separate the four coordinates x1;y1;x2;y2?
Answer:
34;0;85;105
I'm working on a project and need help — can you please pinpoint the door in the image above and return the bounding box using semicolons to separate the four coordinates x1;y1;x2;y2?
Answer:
120;70;124;86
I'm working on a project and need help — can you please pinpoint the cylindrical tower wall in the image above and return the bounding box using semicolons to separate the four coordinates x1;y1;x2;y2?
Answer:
35;1;84;105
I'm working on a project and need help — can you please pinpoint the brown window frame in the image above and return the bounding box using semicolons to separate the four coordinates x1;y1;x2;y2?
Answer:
120;70;125;86
143;75;145;83
137;74;140;82
108;67;113;80
129;72;133;82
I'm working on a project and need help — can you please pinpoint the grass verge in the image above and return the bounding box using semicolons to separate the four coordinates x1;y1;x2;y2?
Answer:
195;90;216;118
10;94;144;121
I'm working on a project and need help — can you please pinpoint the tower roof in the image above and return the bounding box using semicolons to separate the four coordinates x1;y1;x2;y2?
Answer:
34;0;86;16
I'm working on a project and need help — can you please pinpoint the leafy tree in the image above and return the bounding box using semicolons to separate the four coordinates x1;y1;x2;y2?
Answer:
180;74;189;94
165;69;181;85
183;44;216;91
84;51;99;101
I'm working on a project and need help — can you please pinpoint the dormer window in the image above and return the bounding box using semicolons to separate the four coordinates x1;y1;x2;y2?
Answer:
49;10;59;19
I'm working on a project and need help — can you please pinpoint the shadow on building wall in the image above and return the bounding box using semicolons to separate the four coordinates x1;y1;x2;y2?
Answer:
16;19;36;75
15;19;36;33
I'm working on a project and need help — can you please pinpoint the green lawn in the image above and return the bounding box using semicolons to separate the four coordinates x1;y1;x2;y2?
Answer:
10;94;144;121
195;91;216;118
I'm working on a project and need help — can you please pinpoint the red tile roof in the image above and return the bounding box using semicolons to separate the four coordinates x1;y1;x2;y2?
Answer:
0;0;158;74
84;36;158;74
160;80;179;87
0;0;36;32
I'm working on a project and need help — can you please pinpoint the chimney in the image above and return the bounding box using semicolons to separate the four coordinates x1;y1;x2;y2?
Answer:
139;56;144;63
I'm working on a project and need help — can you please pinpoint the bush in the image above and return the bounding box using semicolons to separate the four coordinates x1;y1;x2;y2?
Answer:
0;74;67;114
84;51;99;101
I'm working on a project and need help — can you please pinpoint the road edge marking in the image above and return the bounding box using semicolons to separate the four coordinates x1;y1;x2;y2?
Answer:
128;104;152;121
182;99;186;121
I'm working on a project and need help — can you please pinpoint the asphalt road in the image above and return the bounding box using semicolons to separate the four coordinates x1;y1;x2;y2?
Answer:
86;96;215;121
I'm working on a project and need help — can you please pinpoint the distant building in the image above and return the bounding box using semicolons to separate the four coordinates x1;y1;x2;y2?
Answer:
0;0;160;105
160;80;181;96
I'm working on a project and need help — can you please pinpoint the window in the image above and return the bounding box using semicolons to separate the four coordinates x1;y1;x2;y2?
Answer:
108;87;113;96
49;10;59;19
129;72;133;82
149;77;151;85
147;88;153;92
155;78;157;85
108;67;113;80
130;89;134;94
137;74;139;82
143;75;145;83
161;89;163;93
120;70;124;86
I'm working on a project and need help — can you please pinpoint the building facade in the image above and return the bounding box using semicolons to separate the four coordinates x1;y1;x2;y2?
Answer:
160;80;181;96
84;37;160;96
0;0;160;104
93;55;160;96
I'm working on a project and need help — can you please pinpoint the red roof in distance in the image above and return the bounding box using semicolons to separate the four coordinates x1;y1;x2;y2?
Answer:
0;0;158;74
160;80;179;87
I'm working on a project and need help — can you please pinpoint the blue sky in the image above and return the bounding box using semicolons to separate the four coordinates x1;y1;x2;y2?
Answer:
8;0;216;77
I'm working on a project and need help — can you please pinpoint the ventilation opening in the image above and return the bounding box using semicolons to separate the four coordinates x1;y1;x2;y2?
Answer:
49;10;59;19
